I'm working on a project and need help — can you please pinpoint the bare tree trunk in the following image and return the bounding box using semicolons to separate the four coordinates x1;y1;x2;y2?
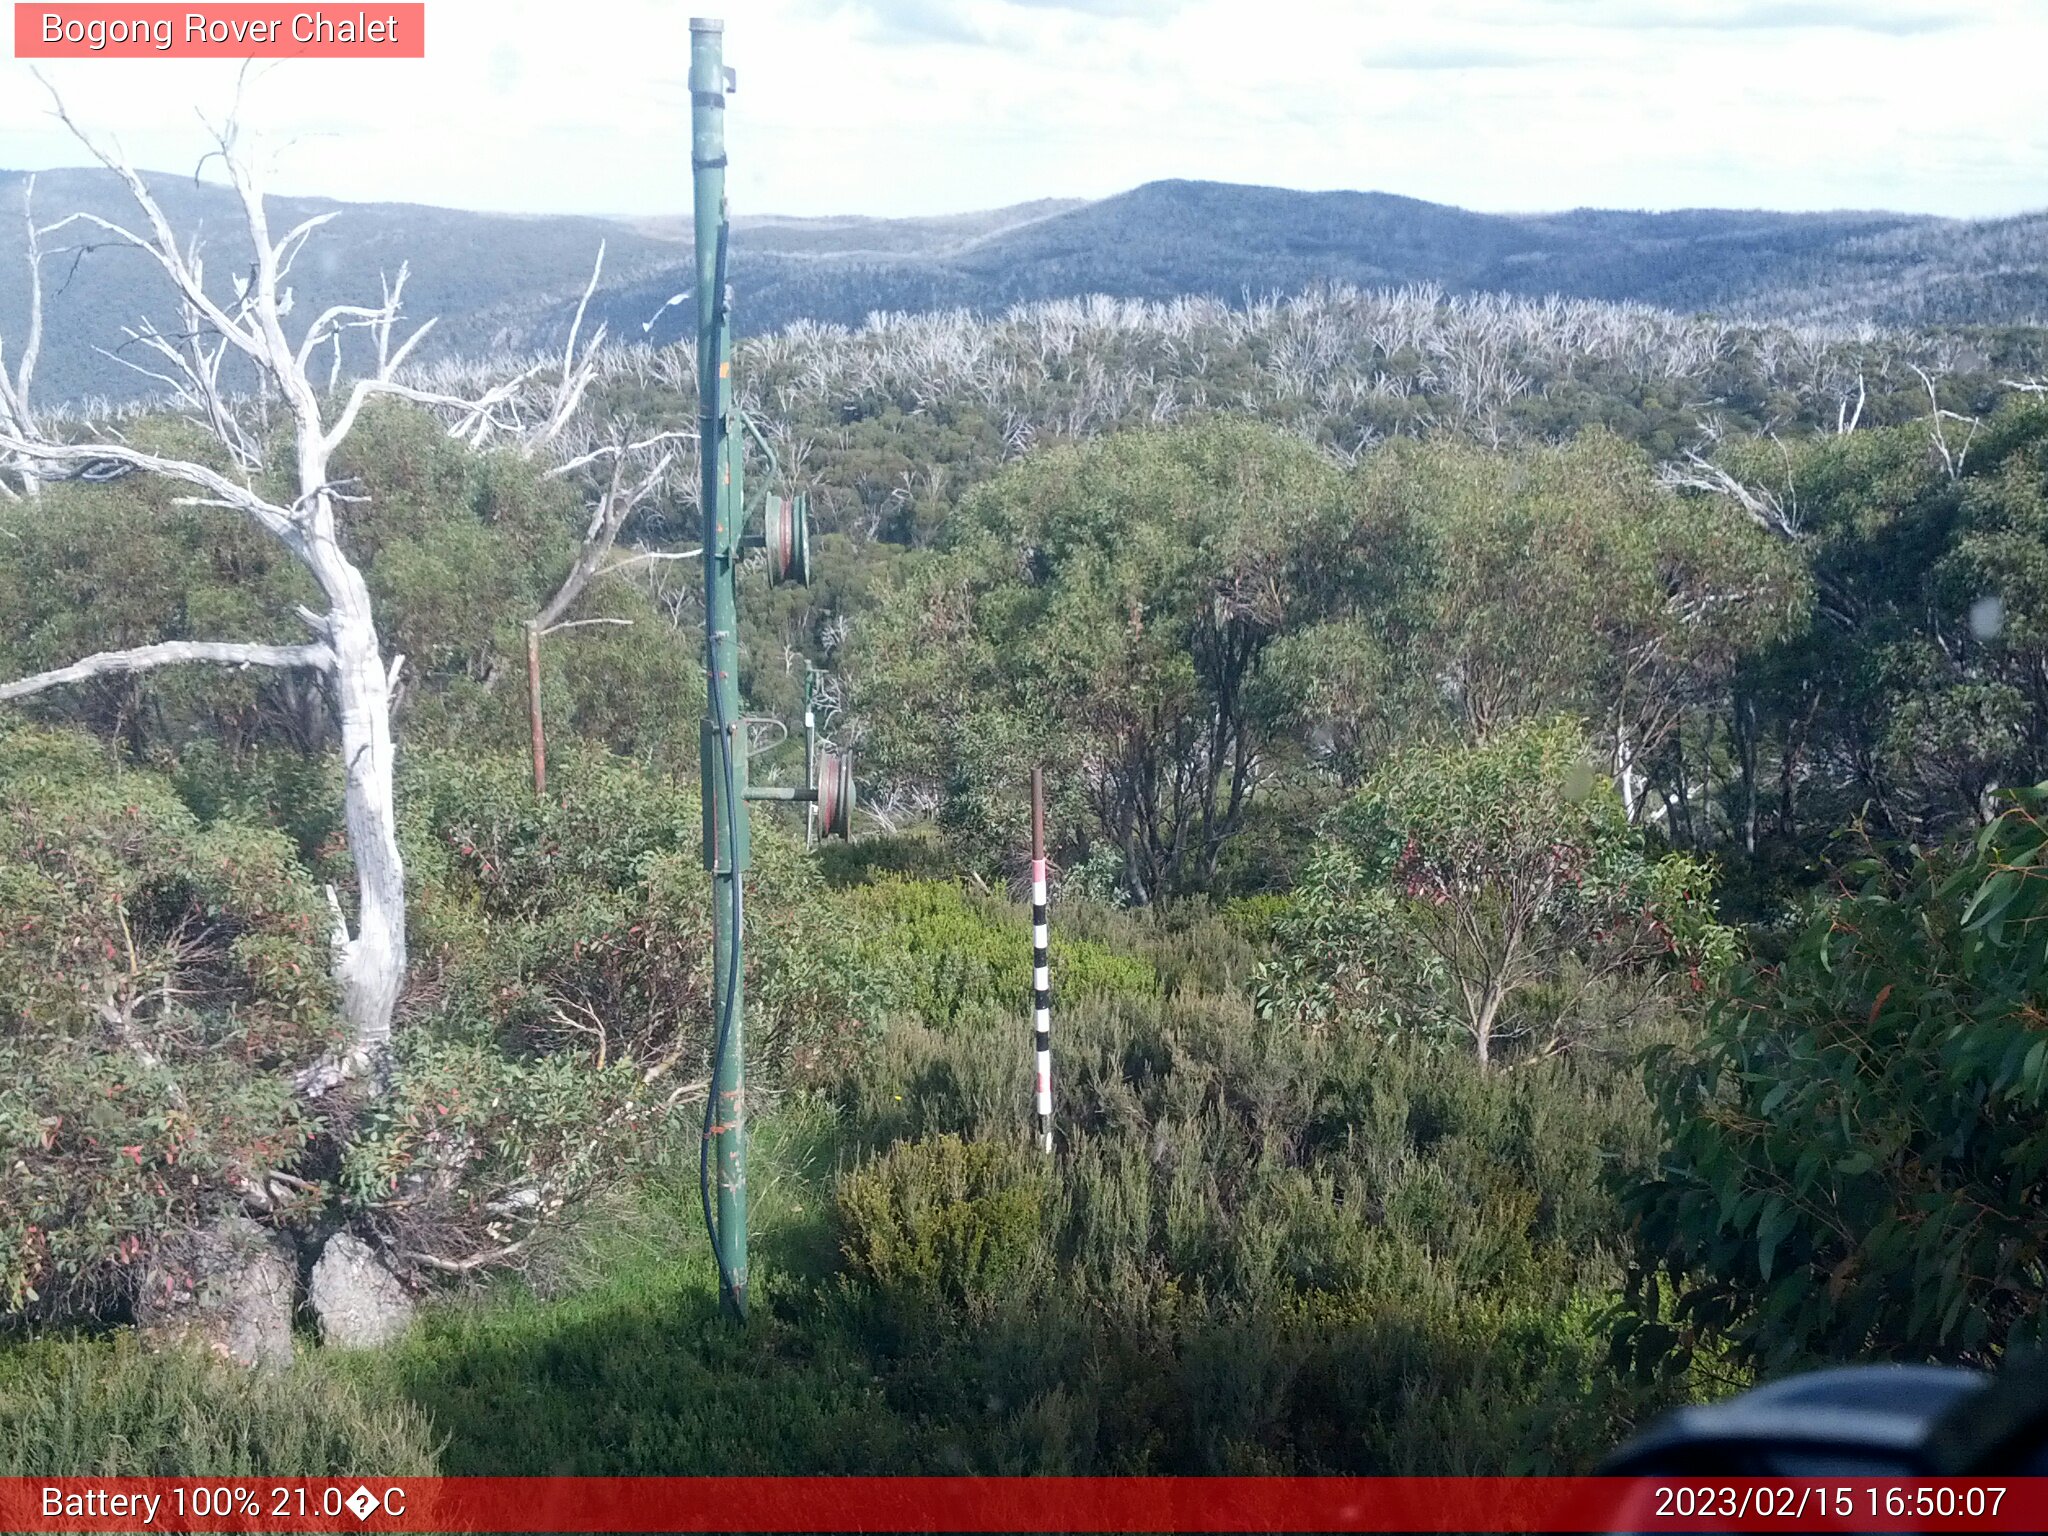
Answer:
0;175;46;500
1615;710;1642;823
1734;693;1758;855
1474;988;1501;1071
526;621;548;798
320;566;407;1057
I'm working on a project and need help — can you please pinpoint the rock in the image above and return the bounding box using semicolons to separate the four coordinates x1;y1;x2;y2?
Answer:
310;1233;414;1349
135;1212;297;1369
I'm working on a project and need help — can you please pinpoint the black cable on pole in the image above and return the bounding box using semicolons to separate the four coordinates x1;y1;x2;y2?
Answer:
699;213;744;1314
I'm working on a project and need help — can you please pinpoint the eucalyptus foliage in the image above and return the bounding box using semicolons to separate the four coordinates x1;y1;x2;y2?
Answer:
1622;788;2048;1371
853;418;1374;901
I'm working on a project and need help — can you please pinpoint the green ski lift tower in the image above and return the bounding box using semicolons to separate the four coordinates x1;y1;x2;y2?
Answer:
692;16;853;1321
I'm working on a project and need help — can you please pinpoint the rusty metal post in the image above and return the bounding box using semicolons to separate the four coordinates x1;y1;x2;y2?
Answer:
524;621;547;798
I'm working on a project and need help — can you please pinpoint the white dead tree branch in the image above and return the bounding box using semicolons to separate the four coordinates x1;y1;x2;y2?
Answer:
38;210;273;469
1912;364;1978;482
0;640;332;701
520;431;689;794
523;244;608;456
1835;369;1866;435
1658;422;1803;542
0;175;47;500
0;88;536;1091
536;432;690;628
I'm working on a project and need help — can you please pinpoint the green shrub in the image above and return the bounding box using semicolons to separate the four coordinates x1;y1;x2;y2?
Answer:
849;878;1156;1032
1219;894;1289;948
163;741;345;873
837;1134;1049;1308
339;1030;656;1260
401;744;883;1075
1062;901;1268;999
1257;720;1732;1065
0;726;338;1319
815;830;961;888
366;745;886;1275
0;1336;439;1475
821;975;1691;1471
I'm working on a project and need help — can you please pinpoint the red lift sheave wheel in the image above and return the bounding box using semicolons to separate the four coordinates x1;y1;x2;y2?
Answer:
816;748;854;840
764;492;810;586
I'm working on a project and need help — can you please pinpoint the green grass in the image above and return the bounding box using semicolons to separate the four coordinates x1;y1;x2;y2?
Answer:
353;1098;935;1475
0;1335;439;1476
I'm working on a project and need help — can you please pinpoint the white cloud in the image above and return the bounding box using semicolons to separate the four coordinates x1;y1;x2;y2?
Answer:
0;0;2039;219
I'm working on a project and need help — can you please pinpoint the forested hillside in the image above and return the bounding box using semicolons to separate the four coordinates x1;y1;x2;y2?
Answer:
3;147;2046;1477
9;167;2048;404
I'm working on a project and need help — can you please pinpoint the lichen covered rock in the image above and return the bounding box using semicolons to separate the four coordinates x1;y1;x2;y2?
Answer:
310;1232;414;1349
134;1213;297;1369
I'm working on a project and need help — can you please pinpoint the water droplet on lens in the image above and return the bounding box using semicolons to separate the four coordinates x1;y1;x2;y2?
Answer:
1971;595;2006;640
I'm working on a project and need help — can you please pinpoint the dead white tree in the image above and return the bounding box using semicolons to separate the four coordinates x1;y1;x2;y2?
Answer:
0;175;46;500
1911;364;1978;482
1835;369;1866;435
0;94;533;1087
522;431;691;795
522;243;609;458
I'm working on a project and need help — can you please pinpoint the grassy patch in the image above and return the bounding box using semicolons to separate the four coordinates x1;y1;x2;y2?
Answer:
0;1335;438;1477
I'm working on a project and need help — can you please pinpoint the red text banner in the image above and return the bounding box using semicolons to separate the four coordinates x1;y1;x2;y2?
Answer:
2;1477;2046;1533
13;5;425;58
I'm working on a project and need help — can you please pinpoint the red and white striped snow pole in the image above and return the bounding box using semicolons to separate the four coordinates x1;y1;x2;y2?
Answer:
1030;767;1053;1153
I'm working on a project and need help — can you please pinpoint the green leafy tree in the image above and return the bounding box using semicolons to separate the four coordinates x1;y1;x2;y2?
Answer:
1706;399;2048;851
1621;788;2048;1371
1261;720;1731;1066
852;419;1372;900
1365;434;1806;816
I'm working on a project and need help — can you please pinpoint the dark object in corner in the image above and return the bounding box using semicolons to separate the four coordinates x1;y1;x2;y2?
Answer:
1600;1359;2048;1532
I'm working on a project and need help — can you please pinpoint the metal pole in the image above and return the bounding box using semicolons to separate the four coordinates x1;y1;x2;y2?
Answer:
804;671;818;851
692;14;748;1320
1031;768;1052;1153
524;621;546;799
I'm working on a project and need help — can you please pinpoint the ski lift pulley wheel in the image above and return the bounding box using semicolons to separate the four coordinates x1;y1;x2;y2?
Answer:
766;493;811;587
817;748;855;840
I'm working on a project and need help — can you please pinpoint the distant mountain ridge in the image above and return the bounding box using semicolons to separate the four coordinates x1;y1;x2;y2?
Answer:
1;170;2039;405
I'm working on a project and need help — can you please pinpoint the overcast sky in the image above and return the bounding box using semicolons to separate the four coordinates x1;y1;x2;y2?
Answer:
2;0;2042;220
